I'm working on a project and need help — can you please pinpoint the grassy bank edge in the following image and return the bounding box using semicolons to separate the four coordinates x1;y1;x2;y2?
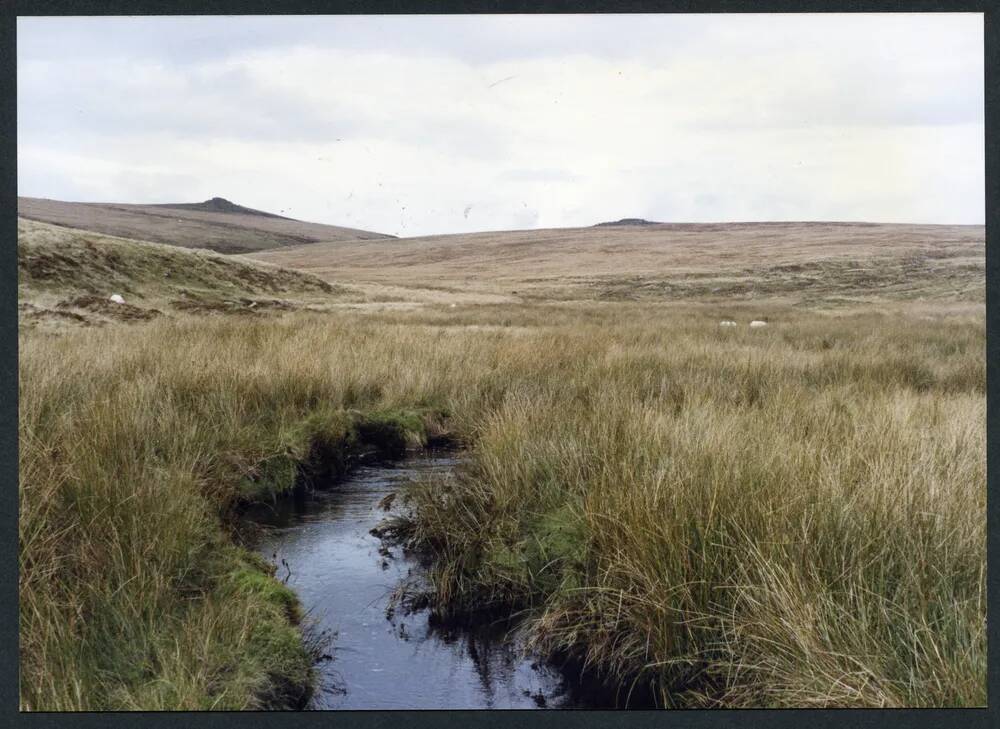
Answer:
20;401;450;711
227;406;453;709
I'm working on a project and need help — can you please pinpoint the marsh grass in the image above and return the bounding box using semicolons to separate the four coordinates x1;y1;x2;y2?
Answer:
19;303;985;708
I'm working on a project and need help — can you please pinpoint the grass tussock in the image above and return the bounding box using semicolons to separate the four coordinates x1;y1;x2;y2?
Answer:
19;302;984;709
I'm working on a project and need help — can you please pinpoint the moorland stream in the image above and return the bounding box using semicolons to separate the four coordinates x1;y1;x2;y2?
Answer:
247;452;603;709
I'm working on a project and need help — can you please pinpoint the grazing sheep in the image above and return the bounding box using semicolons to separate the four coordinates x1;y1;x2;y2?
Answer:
719;320;737;327
749;320;768;328
108;294;125;305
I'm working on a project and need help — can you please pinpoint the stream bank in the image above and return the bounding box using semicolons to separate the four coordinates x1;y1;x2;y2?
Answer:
246;452;604;709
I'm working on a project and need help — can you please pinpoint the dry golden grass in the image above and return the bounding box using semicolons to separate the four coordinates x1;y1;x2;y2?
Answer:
18;214;986;709
397;304;985;707
19;300;985;709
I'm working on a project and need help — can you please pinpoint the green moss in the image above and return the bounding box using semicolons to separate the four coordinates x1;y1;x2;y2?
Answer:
533;505;586;563
227;564;302;624
481;504;588;597
482;544;530;589
216;547;314;708
522;504;587;592
247;617;314;709
237;453;298;501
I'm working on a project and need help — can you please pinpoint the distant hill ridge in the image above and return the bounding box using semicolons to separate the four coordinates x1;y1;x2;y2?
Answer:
17;196;394;255
154;197;290;219
594;218;662;227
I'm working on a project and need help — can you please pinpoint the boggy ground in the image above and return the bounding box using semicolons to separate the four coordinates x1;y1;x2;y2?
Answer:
19;300;985;709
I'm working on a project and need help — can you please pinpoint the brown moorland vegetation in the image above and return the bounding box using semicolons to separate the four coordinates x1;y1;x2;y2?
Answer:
246;221;984;307
18;218;985;710
18;196;393;254
17;218;368;330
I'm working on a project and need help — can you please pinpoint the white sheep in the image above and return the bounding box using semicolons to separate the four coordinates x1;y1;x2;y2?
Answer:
749;320;768;328
719;320;737;327
108;294;126;305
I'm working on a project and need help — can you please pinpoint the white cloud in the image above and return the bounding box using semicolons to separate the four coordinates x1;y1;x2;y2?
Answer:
17;13;984;234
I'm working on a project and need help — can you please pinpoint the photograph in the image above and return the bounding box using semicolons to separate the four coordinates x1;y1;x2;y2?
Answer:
14;9;987;712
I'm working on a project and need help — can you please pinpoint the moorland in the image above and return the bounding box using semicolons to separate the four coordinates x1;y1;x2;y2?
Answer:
17;198;985;709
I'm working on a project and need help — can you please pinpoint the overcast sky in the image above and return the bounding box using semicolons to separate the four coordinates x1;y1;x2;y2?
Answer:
18;14;984;236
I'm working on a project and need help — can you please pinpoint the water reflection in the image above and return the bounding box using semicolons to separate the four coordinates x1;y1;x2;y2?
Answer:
249;453;594;709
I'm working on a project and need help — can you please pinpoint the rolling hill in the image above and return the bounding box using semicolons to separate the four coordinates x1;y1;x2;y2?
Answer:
245;221;985;308
17;196;394;254
18;218;351;329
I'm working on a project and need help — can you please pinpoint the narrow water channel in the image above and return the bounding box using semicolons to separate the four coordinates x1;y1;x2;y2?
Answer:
249;452;595;709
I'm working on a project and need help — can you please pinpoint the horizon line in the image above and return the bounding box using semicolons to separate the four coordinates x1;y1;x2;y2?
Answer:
16;194;986;235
